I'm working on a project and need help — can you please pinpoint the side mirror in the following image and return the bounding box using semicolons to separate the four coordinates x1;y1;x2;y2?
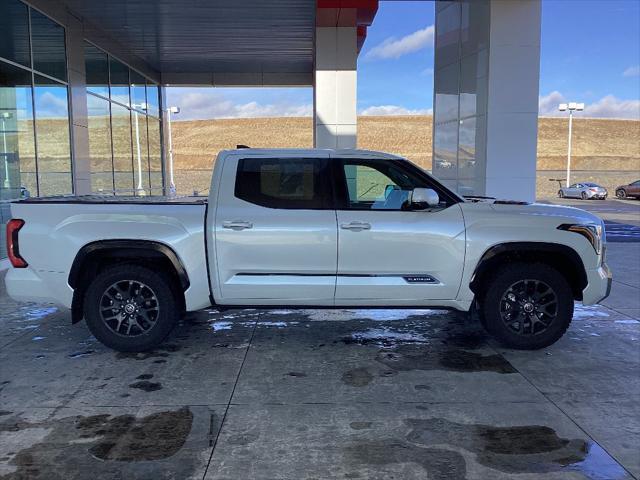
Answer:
411;188;439;208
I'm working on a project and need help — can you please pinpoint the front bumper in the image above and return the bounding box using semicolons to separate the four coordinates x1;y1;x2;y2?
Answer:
582;262;612;305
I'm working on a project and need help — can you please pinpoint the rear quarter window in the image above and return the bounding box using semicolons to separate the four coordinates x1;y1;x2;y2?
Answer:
234;158;331;209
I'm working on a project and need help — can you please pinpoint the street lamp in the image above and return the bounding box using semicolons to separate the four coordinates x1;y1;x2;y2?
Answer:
558;102;584;187
166;106;180;196
1;111;14;190
131;102;148;196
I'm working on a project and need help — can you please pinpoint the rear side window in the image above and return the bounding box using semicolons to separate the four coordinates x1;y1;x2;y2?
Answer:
235;158;331;209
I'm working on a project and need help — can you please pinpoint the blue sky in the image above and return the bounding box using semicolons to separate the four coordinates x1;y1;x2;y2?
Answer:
167;0;640;120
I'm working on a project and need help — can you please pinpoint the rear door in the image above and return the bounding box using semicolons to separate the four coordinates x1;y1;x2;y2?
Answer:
212;152;337;305
332;156;466;305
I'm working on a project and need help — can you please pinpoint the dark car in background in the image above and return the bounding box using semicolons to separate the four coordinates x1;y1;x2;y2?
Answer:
615;180;640;199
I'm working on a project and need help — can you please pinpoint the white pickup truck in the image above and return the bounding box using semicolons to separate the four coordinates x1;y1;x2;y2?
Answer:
5;149;611;352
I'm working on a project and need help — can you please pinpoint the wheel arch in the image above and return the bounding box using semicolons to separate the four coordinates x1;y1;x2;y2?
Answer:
69;240;189;323
469;242;588;301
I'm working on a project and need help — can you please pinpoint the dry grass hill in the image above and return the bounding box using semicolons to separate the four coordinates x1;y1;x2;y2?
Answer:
171;116;639;197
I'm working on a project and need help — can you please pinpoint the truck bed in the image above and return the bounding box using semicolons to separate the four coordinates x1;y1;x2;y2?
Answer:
14;195;208;205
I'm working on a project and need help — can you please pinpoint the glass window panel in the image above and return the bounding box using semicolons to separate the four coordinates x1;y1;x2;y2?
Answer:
33;75;71;195
433;120;458;179
148;117;163;193
0;0;31;68
0;61;36;200
110;102;133;194
87;94;113;193
129;70;146;113
235;158;329;209
31;10;67;82
109;58;129;106
132;110;149;194
146;81;160;118
84;42;109;98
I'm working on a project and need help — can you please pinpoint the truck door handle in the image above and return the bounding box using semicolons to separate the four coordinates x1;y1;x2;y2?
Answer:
222;220;253;231
340;221;371;231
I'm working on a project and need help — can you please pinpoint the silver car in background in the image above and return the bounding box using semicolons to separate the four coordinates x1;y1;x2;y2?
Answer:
558;182;608;200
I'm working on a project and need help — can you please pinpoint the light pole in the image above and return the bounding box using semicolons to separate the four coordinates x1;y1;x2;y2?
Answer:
131;102;148;196
558;102;584;187
1;111;13;190
166;106;180;196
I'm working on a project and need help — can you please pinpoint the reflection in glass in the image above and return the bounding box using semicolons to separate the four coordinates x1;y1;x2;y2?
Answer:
88;95;113;193
434;62;459;124
132;109;149;194
109;58;129;106
31;10;67;82
458;116;477;176
85;42;109;98
33;75;72;195
146;82;160;118
111;103;133;194
148;117;163;193
433;120;458;177
0;0;31;68
130;70;147;113
0;61;36;199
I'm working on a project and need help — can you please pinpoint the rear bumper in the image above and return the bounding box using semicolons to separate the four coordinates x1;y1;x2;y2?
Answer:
582;262;612;305
4;267;73;308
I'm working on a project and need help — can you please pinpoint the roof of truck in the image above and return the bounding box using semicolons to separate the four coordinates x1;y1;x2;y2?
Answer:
217;148;406;160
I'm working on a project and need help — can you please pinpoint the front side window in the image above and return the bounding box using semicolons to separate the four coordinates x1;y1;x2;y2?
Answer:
235;158;330;209
337;159;454;211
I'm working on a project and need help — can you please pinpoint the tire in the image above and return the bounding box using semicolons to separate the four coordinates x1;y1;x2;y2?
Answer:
616;189;626;199
84;264;180;352
581;192;587;200
480;263;574;350
558;190;564;198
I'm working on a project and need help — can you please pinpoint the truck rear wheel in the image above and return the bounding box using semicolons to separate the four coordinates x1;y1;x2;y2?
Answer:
83;264;180;352
481;263;574;350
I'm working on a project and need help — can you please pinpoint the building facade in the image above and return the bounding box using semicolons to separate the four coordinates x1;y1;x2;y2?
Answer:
1;0;543;260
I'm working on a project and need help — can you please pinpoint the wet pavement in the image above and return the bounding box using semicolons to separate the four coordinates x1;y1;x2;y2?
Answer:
1;244;639;479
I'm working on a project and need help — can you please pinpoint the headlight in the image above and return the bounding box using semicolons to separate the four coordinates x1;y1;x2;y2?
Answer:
558;223;603;254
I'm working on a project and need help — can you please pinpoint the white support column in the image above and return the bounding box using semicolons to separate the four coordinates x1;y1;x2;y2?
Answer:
314;27;357;149
484;0;541;202
432;0;541;202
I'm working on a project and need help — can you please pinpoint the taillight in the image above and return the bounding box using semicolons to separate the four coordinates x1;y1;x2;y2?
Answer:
6;219;28;268
590;188;597;192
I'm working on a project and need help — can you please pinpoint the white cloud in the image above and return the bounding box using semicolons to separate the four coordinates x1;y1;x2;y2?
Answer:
623;65;640;77
584;95;640;119
359;105;432;116
167;90;312;120
538;91;640;119
538;91;566;116
421;67;434;76
34;91;68;118
364;25;435;61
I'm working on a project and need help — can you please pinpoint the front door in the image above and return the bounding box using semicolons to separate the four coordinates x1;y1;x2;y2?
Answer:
213;153;337;305
333;157;466;305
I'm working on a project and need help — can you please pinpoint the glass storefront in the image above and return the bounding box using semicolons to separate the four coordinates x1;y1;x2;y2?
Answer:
0;0;72;201
85;42;164;195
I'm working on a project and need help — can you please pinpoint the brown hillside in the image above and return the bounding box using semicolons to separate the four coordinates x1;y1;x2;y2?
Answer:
172;115;640;172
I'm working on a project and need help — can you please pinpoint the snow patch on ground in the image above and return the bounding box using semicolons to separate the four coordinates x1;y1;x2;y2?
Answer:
210;321;233;331
573;304;610;319
615;319;640;324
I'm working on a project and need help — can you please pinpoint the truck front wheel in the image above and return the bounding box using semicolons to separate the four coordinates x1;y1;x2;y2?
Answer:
83;264;180;352
481;263;574;350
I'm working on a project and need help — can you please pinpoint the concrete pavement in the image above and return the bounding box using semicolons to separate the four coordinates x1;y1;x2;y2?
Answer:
1;239;638;479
